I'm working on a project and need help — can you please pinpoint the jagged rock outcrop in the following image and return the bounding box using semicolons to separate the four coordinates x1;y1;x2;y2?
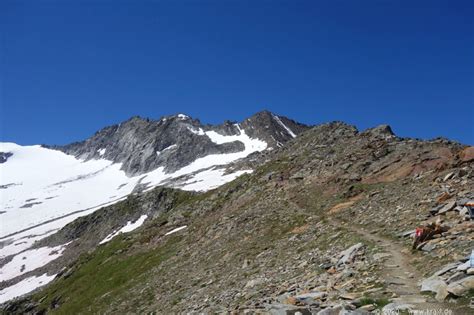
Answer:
52;111;308;175
0;152;12;164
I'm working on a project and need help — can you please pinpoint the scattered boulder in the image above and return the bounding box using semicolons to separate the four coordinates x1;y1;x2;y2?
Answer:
358;304;375;312
458;146;474;163
420;277;448;301
361;125;395;138
456;261;470;272
443;172;455;181
245;278;266;288
337;243;364;266
382;302;413;313
433;262;458;277
316;304;343;315
292;292;326;306
446;276;474;296
420;242;437;252
438;200;456;215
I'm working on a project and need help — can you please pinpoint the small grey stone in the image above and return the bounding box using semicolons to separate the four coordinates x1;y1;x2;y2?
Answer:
438;200;456;214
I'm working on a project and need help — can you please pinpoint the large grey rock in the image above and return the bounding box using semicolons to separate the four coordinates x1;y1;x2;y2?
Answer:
0;152;12;164
294;291;326;305
447;276;474;296
361;124;395;138
317;304;343;315
382;302;413;313
447;272;466;284
433;262;458;276
456;261;471;271
244;277;266;288
438;200;456;214
265;303;310;315
459;206;470;218
420;277;449;301
338;243;364;266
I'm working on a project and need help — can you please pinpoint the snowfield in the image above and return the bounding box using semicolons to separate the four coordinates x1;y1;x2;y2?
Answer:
0;273;57;304
0;126;267;302
100;215;148;244
0;243;68;282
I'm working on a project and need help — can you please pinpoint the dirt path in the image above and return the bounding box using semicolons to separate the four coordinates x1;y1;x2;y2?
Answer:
327;217;450;312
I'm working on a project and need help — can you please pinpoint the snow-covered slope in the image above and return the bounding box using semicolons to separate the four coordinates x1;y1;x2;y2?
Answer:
0;126;265;254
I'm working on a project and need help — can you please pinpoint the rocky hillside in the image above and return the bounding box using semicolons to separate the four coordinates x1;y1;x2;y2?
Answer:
1;119;473;314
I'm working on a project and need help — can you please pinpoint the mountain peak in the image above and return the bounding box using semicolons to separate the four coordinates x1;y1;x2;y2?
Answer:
54;111;308;176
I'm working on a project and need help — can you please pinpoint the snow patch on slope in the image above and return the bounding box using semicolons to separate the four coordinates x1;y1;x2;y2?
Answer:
0;243;68;282
99;215;148;244
272;115;297;138
0;273;56;304
179;168;252;191
165;225;187;236
0;199;122;259
177;114;189;120
156;144;177;156
187;126;205;135
206;124;268;150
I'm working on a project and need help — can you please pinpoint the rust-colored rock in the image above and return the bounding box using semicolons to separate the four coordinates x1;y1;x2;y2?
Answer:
436;192;452;203
459;146;474;163
285;296;298;305
327;266;337;274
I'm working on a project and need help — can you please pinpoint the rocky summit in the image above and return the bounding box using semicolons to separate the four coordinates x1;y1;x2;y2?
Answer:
0;112;473;314
53;110;307;175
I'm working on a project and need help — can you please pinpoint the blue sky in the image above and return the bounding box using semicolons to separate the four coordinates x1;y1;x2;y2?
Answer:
1;0;473;145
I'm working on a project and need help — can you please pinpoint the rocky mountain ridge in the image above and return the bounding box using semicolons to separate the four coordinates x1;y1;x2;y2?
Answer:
52;110;308;175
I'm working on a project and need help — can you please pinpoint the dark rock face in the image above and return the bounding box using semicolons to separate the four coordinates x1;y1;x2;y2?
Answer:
51;111;309;175
0;152;12;164
240;110;307;146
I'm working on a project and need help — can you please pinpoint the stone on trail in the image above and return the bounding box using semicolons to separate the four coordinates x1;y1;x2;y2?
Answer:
456;260;470;271
382;302;413;313
337;243;364;266
420;276;450;301
433;262;459;276
447;276;474;296
316;304;343;315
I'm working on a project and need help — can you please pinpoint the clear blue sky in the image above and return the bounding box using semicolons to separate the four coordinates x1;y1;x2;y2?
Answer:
1;0;473;145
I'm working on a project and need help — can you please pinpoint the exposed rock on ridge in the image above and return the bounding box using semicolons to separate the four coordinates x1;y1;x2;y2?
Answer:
53;111;308;175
